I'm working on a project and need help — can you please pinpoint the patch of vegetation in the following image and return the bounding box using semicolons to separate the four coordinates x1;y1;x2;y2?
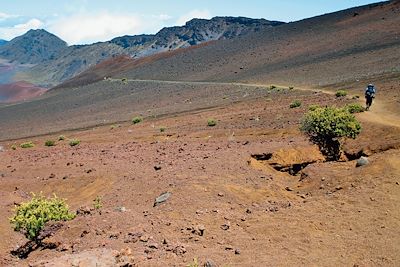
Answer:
159;127;166;132
335;90;348;97
289;86;294;90
345;103;365;114
93;196;102;210
58;135;66;141
270;85;277;90
308;104;320;111
187;258;199;267
207;118;217;127
69;139;80;146
110;124;120;130
132;116;143;124
301;106;361;161
10;193;75;241
289;100;302;108
11;144;17;150
121;78;128;84
44;140;55;147
20;142;34;148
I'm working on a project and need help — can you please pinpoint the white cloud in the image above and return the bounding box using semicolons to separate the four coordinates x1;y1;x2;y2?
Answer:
0;18;43;40
0;12;18;21
176;9;212;26
48;11;174;45
48;12;143;45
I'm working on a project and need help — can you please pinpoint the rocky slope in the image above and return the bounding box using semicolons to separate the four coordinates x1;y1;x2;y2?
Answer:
0;29;67;64
2;17;283;87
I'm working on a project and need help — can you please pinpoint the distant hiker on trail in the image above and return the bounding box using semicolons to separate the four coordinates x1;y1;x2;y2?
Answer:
365;83;376;110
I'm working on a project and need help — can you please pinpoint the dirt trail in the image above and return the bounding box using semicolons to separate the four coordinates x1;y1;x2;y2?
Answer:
124;79;400;128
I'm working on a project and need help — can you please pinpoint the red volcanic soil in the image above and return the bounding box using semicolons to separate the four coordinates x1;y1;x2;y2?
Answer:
0;82;46;103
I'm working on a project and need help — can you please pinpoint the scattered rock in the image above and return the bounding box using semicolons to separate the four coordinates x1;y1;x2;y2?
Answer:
0;145;4;152
172;245;186;256
204;259;217;267
116;206;127;212
140;235;149;242
220;222;230;231
217;192;224;197
235;248;241;255
154;165;162;171
124;232;142;243
76;206;94;216
153;192;172;207
147;242;159;249
356;156;369;167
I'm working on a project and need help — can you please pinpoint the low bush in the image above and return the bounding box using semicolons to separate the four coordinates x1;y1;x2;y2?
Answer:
290;100;302;108
132;116;143;124
58;135;66;141
308;104;320;111
93;196;102;210
11;144;17;150
335;90;348;97
270;85;277;90
345;103;365;113
159;127;166;132
10;193;75;241
45;140;55;147
207;118;217;127
69;139;80;146
289;86;294;90
300;106;361;160
20;142;34;148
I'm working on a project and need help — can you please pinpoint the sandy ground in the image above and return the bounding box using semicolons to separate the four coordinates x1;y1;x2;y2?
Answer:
0;79;399;266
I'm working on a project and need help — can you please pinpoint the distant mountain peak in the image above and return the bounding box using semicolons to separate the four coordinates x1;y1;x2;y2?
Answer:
0;28;67;64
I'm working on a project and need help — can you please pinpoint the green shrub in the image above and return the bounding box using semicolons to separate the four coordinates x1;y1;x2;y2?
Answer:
10;193;75;241
93;196;102;210
45;140;55;147
121;78;128;84
20;142;34;148
69;139;80;146
270;85;277;90
308;104;320;111
207;118;217;127
290;100;302;108
58;135;66;141
159;127;166;132
132;116;143;124
345;103;365;114
300;106;361;160
187;258;199;267
289;86;294;90
335;90;347;97
11;144;17;150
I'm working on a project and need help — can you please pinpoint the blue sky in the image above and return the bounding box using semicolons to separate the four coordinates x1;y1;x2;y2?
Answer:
0;0;383;45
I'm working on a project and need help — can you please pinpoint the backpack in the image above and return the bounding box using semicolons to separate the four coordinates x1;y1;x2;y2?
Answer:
366;86;375;97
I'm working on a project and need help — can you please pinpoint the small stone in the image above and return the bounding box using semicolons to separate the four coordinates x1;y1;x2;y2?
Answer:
154;165;162;171
0;145;4;152
221;222;230;231
285;186;293;192
218;192;224;197
356;156;369;167
154;192;172;207
140;235;149;242
147;242;159;249
204;259;217;267
235;249;241;255
225;245;233;250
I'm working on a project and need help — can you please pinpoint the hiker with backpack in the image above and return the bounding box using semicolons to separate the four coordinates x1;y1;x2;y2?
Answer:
365;83;376;110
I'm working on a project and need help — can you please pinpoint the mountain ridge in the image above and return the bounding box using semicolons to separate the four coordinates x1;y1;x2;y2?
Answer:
0;16;284;87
